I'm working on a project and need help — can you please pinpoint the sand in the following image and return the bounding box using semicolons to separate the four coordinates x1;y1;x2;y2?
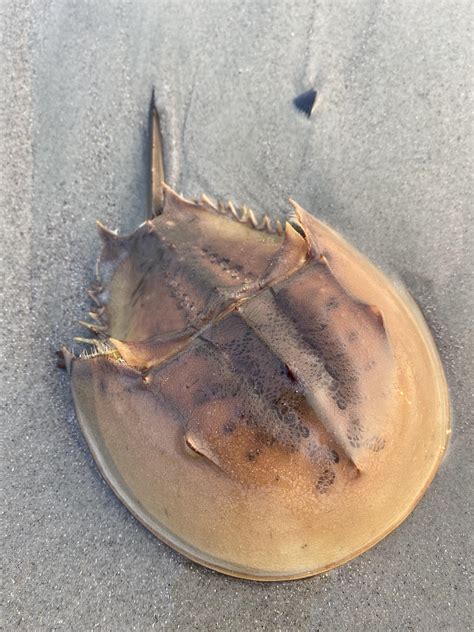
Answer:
2;1;472;629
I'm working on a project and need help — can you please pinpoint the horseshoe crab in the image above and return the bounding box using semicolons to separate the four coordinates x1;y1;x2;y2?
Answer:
63;94;450;580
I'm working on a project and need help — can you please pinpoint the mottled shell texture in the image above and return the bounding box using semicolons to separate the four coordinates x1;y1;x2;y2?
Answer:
66;165;449;582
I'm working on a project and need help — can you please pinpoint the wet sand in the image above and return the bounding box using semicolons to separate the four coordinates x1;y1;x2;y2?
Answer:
2;1;472;629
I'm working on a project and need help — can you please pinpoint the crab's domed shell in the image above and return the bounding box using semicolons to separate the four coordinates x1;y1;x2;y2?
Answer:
67;189;449;580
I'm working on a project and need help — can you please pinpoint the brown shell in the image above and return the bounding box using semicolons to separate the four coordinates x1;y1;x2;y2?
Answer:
65;181;449;580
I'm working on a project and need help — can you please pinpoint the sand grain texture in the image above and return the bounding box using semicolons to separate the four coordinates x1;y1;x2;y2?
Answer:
2;1;472;630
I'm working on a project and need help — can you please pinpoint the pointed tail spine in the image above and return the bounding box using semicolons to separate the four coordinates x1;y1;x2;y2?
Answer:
149;89;165;218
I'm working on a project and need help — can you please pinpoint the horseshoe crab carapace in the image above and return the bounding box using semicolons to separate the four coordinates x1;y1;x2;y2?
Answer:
63;94;450;580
